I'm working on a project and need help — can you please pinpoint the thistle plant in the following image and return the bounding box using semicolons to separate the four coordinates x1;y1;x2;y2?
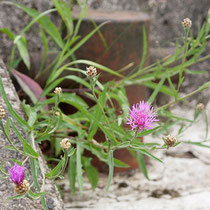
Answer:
0;0;210;209
127;101;158;133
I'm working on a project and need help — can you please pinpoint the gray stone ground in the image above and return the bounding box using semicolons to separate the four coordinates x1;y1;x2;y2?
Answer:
59;102;210;210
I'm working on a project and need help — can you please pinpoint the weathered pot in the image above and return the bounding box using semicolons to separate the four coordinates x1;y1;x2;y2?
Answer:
72;8;151;172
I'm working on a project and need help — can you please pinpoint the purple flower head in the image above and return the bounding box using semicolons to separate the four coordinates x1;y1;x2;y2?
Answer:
10;163;25;185
126;101;158;133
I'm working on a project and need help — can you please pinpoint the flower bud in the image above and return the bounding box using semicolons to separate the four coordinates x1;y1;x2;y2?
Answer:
86;66;97;78
60;138;71;149
196;103;205;112
182;18;192;28
54;87;62;95
15;179;30;194
10;163;25;185
164;135;176;147
0;105;5;119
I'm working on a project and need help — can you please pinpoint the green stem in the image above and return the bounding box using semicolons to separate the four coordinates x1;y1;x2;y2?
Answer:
130;130;138;144
158;82;210;110
177;29;190;94
30;132;46;192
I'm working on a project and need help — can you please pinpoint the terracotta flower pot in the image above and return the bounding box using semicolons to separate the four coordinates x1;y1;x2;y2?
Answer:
72;8;151;172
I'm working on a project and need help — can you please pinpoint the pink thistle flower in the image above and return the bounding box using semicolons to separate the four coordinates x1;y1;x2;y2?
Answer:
10;163;25;186
126;101;158;133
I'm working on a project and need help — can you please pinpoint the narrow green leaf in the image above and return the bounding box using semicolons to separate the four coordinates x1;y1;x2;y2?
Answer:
83;143;129;168
5;145;16;151
52;0;74;36
69;59;123;78
131;148;163;163
68;148;76;157
9;2;64;48
47;21;112;83
183;141;210;148
77;141;83;193
167;72;178;97
7;194;25;200
0;28;15;40
30;158;40;190
15;36;30;69
23;141;39;158
142;81;173;96
88;104;101;141
5;118;10;136
46;159;65;178
12;159;23;166
82;157;98;190
21;9;57;35
138;26;147;71
137;152;149;180
0;76;31;130
0;161;9;176
29;157;48;209
39;29;48;73
68;152;76;195
204;110;209;139
22;102;37;127
185;69;208;74
111;142;131;150
28;190;48;199
106;150;114;191
148;76;166;104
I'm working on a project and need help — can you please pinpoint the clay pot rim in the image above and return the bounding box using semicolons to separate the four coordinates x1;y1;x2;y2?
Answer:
72;6;151;23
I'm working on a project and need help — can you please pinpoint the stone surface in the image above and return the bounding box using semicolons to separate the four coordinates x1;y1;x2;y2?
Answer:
86;0;141;11
0;0;55;63
0;59;64;210
59;102;210;210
